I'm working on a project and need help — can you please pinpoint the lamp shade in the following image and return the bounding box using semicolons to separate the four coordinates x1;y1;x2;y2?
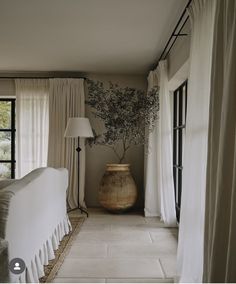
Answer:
64;117;94;138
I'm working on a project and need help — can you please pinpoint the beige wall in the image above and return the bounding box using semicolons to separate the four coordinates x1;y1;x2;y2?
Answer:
0;79;15;97
84;73;147;208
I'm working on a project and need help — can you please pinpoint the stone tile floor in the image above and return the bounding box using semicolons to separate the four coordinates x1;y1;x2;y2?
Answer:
53;208;178;283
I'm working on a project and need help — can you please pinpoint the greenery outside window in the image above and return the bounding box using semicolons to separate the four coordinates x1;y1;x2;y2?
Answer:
0;99;16;179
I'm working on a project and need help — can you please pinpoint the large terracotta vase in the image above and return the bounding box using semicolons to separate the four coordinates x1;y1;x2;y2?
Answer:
99;164;138;213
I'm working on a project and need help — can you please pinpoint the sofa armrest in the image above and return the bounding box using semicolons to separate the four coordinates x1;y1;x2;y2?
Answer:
0;180;17;191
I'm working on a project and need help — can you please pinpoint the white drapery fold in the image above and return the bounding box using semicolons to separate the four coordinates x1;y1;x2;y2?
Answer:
47;79;86;209
144;60;176;226
203;0;236;282
176;0;216;282
15;79;49;178
11;215;70;283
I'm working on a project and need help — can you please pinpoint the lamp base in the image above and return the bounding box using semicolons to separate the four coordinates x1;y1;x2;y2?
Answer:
71;140;88;217
68;206;89;217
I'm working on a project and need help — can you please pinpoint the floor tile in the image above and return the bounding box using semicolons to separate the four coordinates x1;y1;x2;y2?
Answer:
106;278;173;283
85;215;146;226
150;230;178;244
108;243;176;258
159;256;177;278
67;243;108;258
144;217;168;227
74;231;152;244
81;224;111;232
57;258;164;278
110;223;152;233
85;219;146;226
53;277;106;283
56;208;178;283
110;224;177;233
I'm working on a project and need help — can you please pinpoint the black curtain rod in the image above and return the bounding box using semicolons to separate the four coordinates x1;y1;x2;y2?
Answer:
157;0;192;63
0;76;87;80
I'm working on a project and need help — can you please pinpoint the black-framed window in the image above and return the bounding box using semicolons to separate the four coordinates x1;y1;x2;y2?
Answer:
173;81;187;221
0;99;16;179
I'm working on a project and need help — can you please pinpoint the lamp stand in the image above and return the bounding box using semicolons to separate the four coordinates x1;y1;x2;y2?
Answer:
68;138;89;217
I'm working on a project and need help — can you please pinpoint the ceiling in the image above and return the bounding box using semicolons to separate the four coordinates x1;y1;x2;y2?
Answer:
0;0;188;75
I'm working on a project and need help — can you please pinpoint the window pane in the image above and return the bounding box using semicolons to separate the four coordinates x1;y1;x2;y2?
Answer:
0;101;11;129
173;81;188;221
0;132;11;160
0;163;11;179
182;86;186;125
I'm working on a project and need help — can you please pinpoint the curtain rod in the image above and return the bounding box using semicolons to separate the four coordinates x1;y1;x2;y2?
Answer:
0;71;87;80
0;76;87;80
157;0;192;64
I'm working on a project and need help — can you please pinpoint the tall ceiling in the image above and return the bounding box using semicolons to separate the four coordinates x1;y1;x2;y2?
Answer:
0;0;188;75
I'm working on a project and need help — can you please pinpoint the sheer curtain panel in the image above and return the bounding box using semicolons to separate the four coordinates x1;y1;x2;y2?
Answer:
204;0;236;281
144;60;176;226
176;0;216;282
47;79;86;210
15;79;49;178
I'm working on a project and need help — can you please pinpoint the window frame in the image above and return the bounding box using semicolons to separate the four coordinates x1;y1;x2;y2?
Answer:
0;98;16;179
173;80;188;221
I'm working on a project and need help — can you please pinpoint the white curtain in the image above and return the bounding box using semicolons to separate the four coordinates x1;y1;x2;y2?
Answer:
47;79;86;210
204;0;236;282
15;79;49;178
144;60;176;226
176;0;216;282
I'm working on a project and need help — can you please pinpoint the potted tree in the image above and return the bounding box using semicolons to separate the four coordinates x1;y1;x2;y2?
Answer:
86;79;159;212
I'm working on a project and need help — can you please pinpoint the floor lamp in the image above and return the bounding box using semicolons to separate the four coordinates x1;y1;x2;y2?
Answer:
64;117;93;217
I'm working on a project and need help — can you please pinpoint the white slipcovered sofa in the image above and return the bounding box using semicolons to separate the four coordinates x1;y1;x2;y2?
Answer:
0;167;71;283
